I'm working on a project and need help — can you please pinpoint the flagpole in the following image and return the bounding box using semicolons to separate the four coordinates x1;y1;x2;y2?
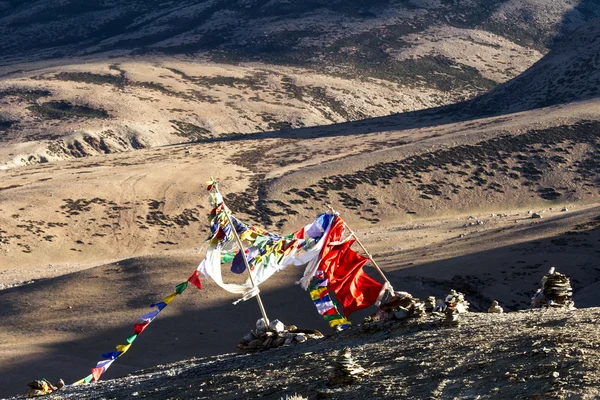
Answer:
327;205;392;286
221;200;271;327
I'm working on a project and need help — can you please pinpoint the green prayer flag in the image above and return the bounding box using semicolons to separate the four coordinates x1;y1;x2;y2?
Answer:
126;334;138;344
253;235;269;249
83;374;94;384
220;251;236;264
323;314;345;322
175;281;189;294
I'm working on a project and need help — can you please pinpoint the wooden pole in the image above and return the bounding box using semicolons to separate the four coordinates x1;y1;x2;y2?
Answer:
221;199;270;326
327;205;392;286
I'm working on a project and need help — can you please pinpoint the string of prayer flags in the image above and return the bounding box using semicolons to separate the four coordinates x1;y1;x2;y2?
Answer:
71;274;202;386
308;275;350;330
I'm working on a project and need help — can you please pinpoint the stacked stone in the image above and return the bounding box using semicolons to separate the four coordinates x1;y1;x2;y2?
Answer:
327;347;367;386
487;300;504;313
25;379;64;398
379;291;426;320
443;289;469;324
534;268;575;309
237;319;323;352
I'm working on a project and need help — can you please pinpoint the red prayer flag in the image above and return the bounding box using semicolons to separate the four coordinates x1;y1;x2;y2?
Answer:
187;270;203;290
91;367;104;382
319;237;384;317
134;321;150;335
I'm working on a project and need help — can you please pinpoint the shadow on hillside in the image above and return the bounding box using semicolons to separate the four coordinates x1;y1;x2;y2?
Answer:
383;212;600;312
0;256;333;398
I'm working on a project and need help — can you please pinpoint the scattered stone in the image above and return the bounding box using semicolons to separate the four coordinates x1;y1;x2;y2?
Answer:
561;207;568;212
531;268;575;309
327;347;367;386
487;300;504;314
531;213;542;219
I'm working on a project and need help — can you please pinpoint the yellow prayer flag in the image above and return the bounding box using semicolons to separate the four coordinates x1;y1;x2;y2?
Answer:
116;344;131;354
330;318;351;327
309;287;328;300
163;292;177;304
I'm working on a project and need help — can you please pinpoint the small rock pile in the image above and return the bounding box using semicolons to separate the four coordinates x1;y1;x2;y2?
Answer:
327;347;368;386
487;300;504;314
442;289;469;324
237;319;323;353
532;268;575;309
25;379;64;398
378;291;426;320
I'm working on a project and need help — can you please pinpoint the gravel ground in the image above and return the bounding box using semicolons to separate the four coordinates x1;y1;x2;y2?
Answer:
9;308;600;400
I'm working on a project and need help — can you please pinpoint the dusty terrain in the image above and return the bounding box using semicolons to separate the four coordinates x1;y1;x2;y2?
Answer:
1;1;600;399
7;308;600;400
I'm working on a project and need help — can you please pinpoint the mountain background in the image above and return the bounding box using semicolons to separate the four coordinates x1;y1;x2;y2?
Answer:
1;1;600;398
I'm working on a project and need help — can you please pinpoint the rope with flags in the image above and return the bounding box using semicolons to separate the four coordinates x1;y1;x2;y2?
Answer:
71;271;203;385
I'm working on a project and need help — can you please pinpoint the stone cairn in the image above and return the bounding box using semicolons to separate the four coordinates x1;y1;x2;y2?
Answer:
442;289;469;324
327;347;368;386
531;268;575;309
367;291;427;323
25;379;64;398
487;300;504;314
237;319;323;353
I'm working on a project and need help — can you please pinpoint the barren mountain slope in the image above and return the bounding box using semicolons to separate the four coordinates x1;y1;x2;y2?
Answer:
463;18;600;115
1;0;599;167
0;60;458;168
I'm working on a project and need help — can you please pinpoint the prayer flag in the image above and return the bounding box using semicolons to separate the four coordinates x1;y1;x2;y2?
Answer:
101;351;122;360
319;238;383;317
187;270;203;290
163;292;177;304
134;322;150;334
175;281;189;295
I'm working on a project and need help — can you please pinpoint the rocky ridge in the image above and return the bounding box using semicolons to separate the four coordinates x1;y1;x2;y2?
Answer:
7;308;600;400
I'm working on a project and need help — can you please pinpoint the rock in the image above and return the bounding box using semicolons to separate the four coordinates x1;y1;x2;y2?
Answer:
424;296;436;312
487;300;504;314
256;318;267;333
295;334;307;343
531;213;542;219
269;319;285;332
393;307;409;320
248;339;263;349
561;207;568;212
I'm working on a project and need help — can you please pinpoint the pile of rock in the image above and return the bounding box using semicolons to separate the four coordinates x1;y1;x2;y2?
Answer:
532;268;575;309
327;347;368;386
487;300;504;314
442;289;469;324
25;379;64;398
378;291;426;320
237;319;323;353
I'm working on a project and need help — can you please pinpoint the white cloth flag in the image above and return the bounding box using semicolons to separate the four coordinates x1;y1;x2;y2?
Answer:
197;241;252;295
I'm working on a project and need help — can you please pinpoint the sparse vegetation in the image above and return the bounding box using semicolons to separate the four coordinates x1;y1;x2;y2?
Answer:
27;101;109;120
